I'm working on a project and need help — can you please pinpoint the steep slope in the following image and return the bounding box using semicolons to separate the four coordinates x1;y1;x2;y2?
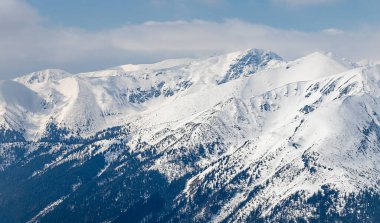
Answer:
173;67;380;222
0;80;45;140
0;49;379;223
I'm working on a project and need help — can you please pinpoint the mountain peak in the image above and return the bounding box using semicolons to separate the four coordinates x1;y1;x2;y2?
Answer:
301;51;355;68
241;48;283;60
15;69;71;85
216;48;283;84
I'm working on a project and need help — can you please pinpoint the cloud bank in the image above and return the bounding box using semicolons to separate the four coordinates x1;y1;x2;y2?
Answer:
0;0;379;79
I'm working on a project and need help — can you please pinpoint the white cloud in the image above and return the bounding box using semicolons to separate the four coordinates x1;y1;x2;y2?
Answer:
322;28;345;35
0;0;39;23
0;0;379;79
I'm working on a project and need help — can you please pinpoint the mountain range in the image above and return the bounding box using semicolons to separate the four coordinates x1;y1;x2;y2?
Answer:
0;48;379;222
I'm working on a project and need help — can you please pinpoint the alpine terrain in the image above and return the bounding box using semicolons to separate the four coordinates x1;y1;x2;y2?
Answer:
0;49;379;222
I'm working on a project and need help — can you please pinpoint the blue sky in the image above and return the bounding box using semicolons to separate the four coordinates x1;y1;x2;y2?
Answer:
1;0;380;78
26;0;379;31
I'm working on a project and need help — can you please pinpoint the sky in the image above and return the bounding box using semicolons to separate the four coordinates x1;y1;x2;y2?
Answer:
1;0;380;79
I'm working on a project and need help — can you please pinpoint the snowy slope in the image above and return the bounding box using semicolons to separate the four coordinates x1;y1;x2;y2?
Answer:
4;49;283;139
0;49;379;222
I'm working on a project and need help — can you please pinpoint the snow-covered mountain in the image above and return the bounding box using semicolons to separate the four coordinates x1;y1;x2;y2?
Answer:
0;48;379;222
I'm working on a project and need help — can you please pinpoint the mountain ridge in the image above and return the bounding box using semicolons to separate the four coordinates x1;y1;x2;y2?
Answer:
0;48;379;222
